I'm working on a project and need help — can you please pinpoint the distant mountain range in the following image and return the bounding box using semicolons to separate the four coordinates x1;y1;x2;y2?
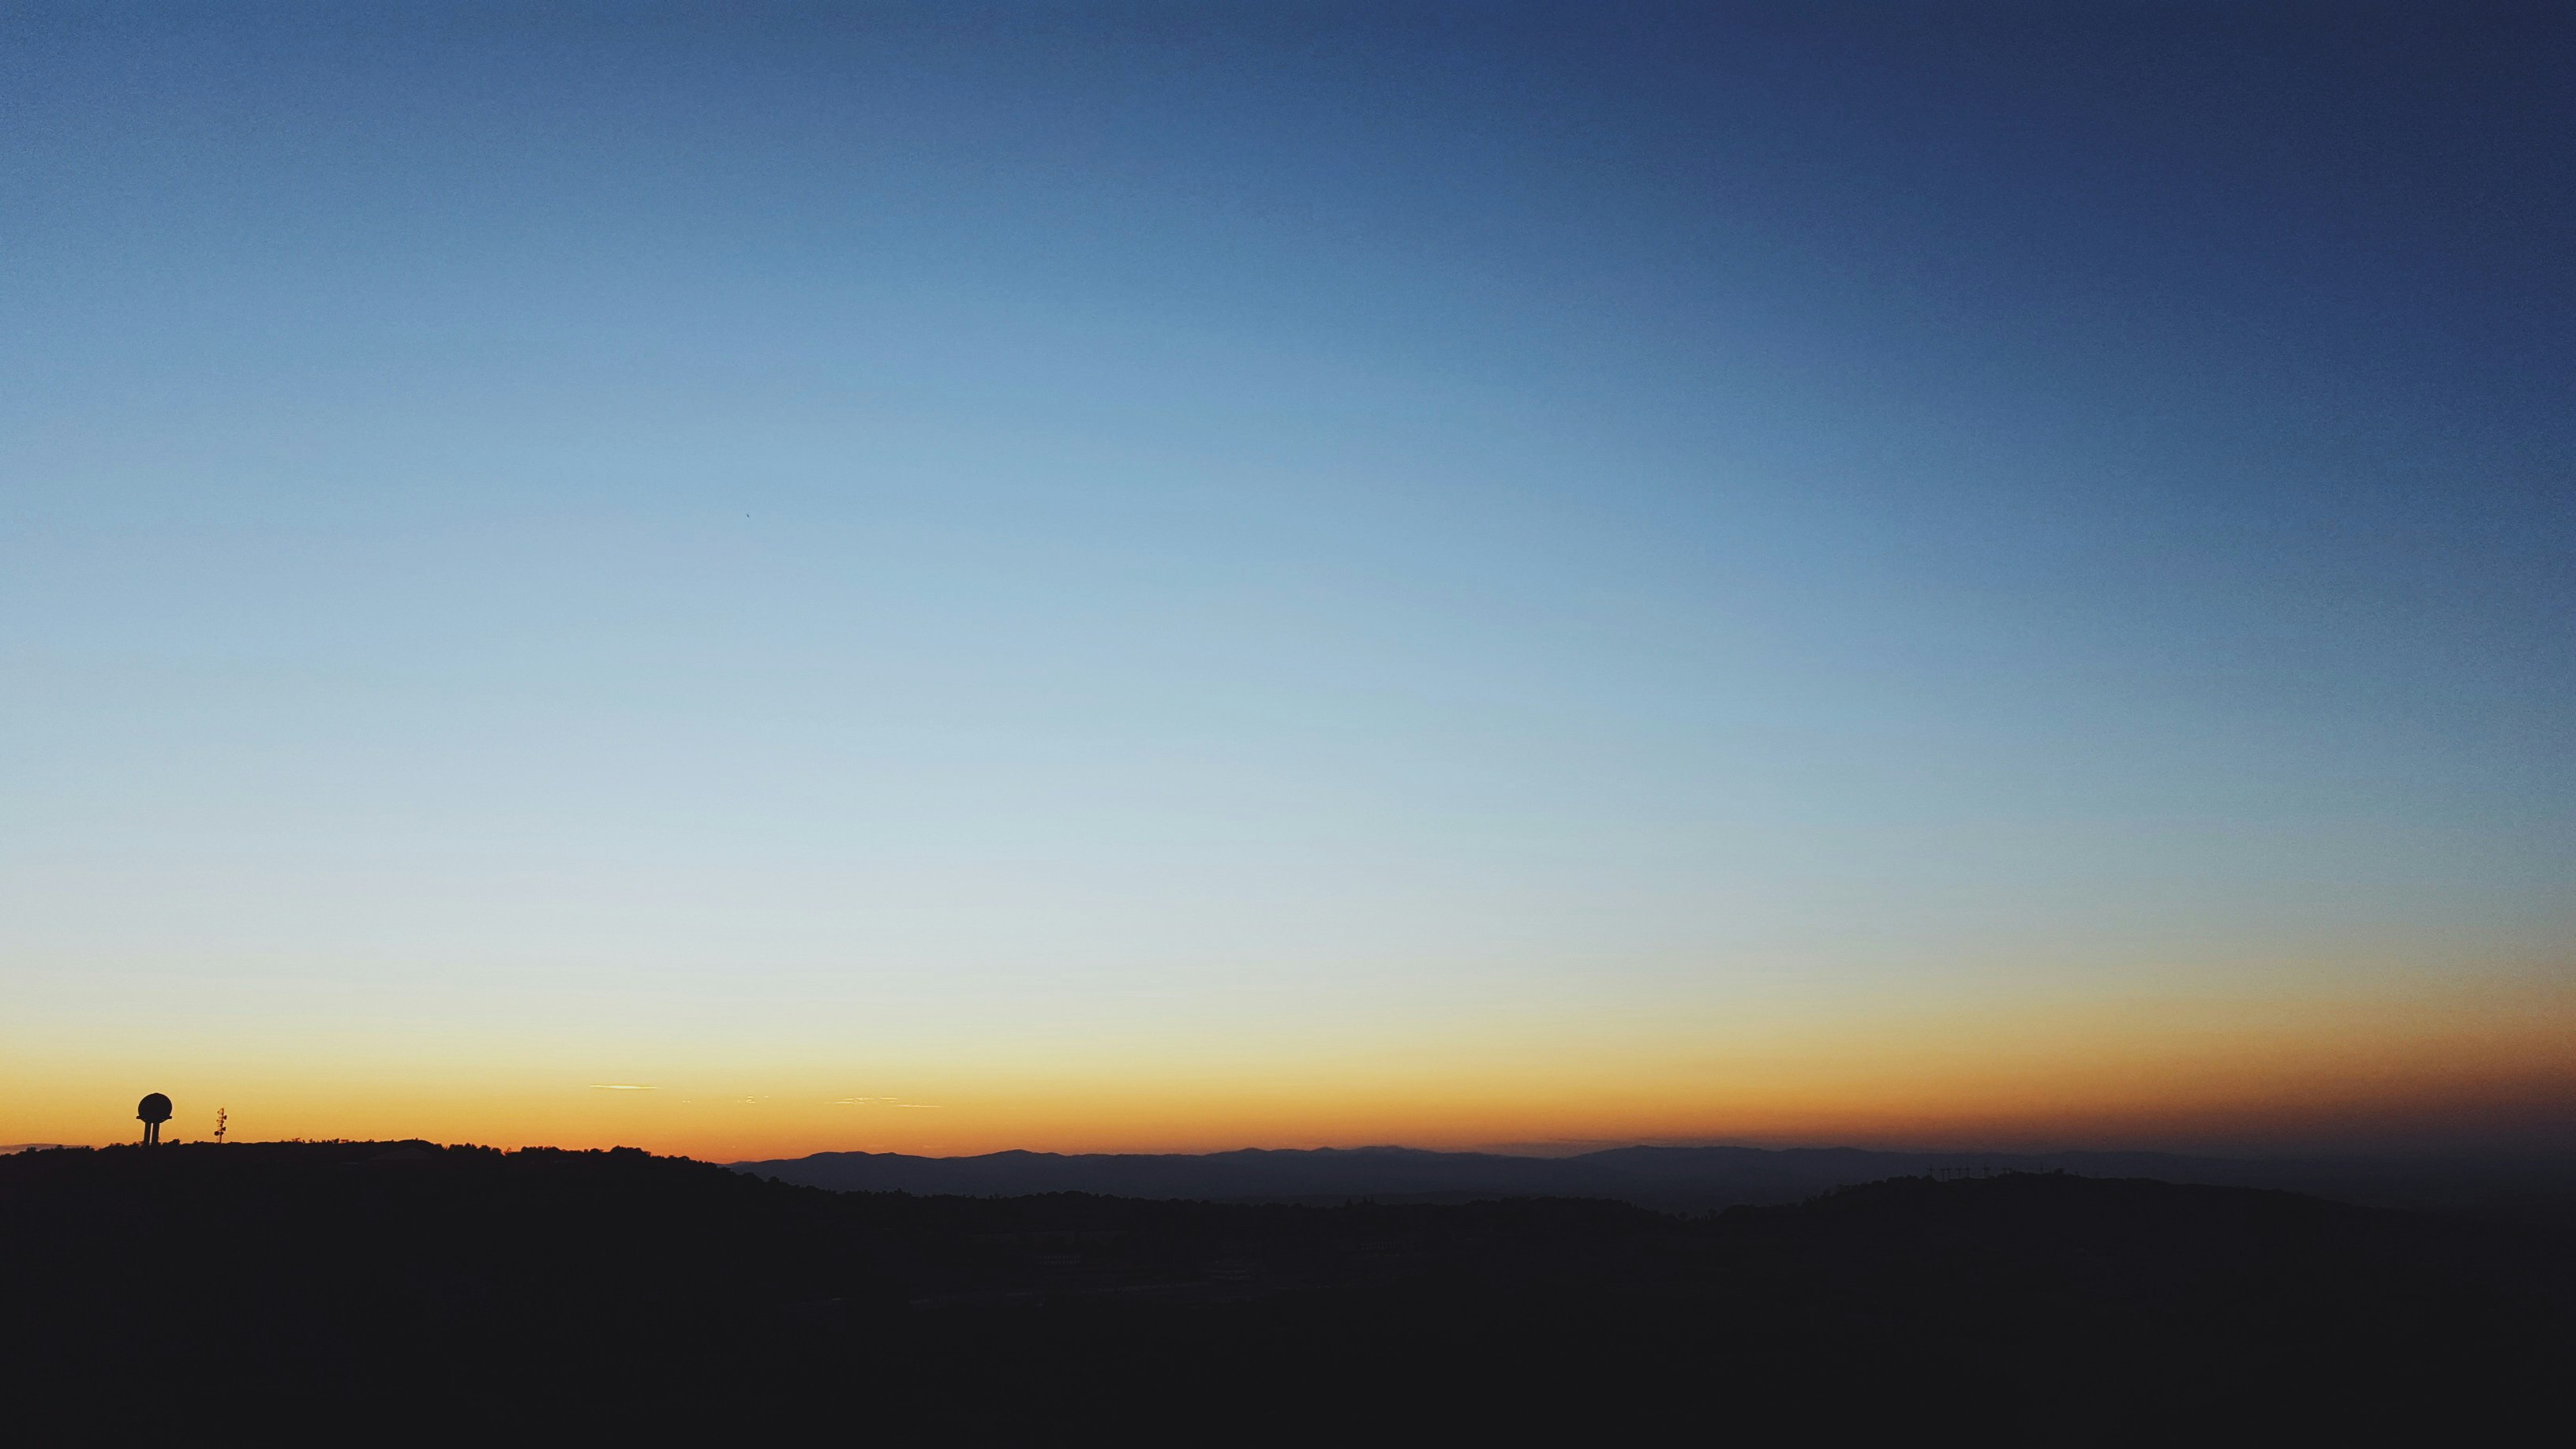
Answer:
731;1142;2576;1214
15;1140;2571;1432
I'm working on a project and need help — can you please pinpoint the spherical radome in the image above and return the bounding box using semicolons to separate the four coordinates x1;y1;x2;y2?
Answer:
137;1093;172;1124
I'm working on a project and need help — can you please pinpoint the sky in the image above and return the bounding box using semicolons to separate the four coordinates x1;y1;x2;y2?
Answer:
5;2;2571;1159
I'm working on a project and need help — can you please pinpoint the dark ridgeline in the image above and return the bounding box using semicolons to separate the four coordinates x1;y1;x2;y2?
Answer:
735;1141;2576;1215
2;1141;2567;1438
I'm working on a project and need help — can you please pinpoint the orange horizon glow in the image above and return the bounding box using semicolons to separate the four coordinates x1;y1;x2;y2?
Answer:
14;975;2573;1162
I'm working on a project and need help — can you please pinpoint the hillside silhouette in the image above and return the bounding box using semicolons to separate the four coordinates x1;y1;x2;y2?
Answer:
734;1140;2576;1215
5;1141;2566;1437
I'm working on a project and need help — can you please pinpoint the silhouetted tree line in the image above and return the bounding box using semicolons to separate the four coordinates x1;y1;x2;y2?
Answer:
2;1142;2565;1439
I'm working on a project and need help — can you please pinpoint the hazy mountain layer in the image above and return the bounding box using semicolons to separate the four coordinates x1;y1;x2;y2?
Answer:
732;1142;2576;1213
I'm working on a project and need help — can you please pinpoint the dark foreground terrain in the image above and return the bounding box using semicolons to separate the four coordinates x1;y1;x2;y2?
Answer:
5;1142;2568;1438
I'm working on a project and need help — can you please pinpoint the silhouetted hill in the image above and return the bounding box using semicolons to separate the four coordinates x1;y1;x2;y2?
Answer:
5;1142;2566;1438
735;1140;2576;1216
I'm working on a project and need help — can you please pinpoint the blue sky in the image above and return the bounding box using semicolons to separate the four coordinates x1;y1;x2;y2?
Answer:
4;3;2570;1152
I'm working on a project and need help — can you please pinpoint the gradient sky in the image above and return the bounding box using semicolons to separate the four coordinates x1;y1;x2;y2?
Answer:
6;2;2571;1159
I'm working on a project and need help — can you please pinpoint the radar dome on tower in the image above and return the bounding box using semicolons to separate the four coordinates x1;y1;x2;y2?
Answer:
137;1093;172;1146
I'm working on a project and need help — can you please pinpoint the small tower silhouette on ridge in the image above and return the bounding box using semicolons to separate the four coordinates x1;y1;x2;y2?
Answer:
137;1093;172;1147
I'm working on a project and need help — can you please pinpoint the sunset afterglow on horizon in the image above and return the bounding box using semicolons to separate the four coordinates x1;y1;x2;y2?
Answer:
6;5;2570;1163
